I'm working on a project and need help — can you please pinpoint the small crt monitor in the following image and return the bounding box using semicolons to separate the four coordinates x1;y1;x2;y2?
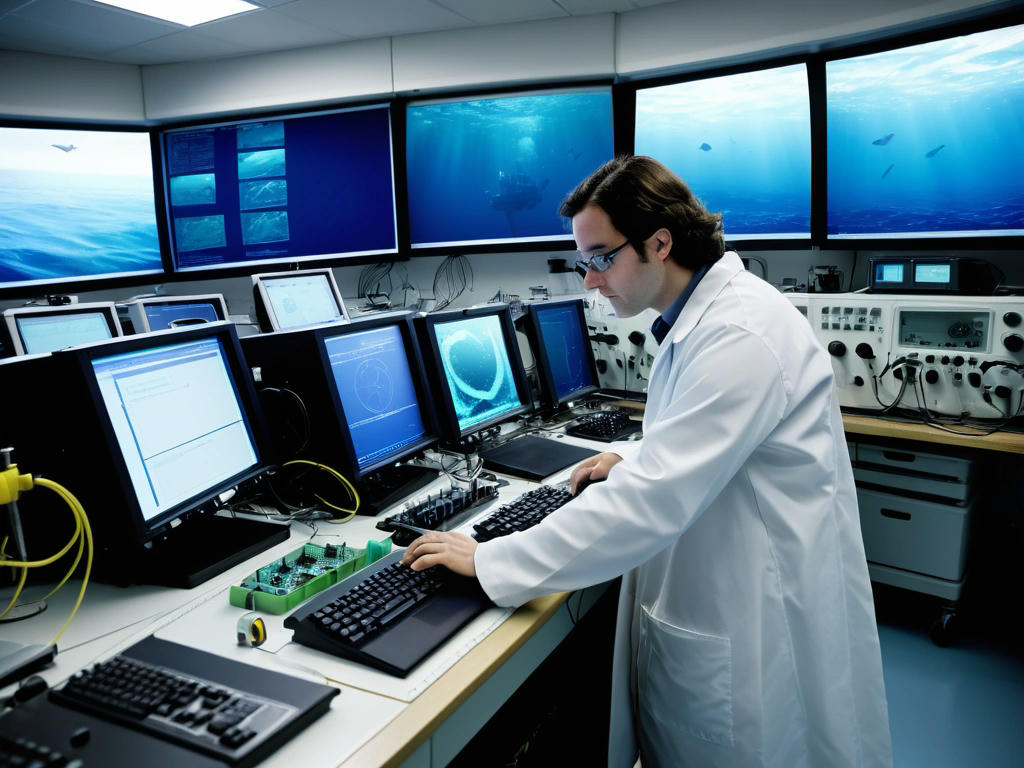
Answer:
868;259;910;292
416;304;531;440
126;294;229;333
2;302;121;355
252;267;349;331
522;299;599;409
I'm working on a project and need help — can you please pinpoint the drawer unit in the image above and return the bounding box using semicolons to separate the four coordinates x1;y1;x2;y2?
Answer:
854;444;973;502
856;486;973;582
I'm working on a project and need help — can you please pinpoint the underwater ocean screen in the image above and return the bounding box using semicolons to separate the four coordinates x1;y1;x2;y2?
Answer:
406;89;614;247
0;127;162;288
827;24;1024;238
635;64;811;239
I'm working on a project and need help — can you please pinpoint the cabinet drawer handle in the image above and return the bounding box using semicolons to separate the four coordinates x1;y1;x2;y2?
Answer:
880;508;912;521
882;450;915;463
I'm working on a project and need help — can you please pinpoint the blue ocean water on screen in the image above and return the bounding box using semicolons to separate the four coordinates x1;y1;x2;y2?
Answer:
406;91;614;246
827;26;1024;236
0;170;161;284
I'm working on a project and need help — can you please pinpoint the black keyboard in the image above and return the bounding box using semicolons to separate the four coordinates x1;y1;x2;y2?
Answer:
1;733;83;767
472;484;573;542
565;409;642;442
44;636;337;767
285;549;491;677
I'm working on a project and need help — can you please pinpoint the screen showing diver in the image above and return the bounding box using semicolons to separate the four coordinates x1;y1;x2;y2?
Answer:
16;311;114;354
91;337;259;522
915;263;951;284
325;323;428;470
431;313;525;432
532;302;597;403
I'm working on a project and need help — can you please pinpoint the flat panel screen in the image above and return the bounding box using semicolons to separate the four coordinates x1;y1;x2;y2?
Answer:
915;263;951;284
877;263;904;283
432;313;525;432
260;272;345;330
91;337;259;523
533;302;597;403
144;302;221;329
325;323;428;470
406;88;614;248
826;24;1024;238
163;105;397;271
635;64;811;239
17;311;113;354
0;126;162;288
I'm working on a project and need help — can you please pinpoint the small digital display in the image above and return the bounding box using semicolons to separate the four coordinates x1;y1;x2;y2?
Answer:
915;263;951;284
91;338;259;522
144;302;220;330
876;263;904;283
17;312;113;354
326;324;428;470
534;303;596;402
432;314;524;432
263;273;344;330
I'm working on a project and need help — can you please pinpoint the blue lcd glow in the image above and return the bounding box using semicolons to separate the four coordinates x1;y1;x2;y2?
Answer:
878;263;904;283
143;302;220;330
535;304;595;401
915;263;951;283
433;314;523;432
325;324;427;469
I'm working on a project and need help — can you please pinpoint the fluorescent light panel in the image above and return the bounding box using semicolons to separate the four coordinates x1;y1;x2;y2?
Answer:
92;0;258;27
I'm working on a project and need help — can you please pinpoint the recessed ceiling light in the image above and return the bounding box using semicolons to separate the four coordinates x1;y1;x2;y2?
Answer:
92;0;259;27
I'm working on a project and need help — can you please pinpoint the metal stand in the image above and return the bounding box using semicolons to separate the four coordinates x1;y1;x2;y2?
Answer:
1;446;47;623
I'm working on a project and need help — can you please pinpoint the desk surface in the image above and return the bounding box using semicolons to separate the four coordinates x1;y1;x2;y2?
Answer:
841;413;1024;454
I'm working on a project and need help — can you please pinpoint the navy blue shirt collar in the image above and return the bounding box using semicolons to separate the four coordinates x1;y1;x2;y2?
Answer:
650;263;711;345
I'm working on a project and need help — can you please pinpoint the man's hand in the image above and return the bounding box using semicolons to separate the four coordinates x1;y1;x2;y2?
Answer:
569;451;623;496
400;530;478;577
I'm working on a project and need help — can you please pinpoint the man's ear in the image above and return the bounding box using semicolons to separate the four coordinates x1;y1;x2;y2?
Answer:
649;228;673;263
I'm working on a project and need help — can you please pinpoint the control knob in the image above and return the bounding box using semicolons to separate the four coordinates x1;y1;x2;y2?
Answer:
1003;334;1023;353
827;341;847;357
1004;312;1022;328
924;369;939;385
855;343;875;360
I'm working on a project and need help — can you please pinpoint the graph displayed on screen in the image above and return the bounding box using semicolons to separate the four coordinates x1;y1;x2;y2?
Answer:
325;324;428;469
635;64;811;240
432;313;524;432
406;88;614;248
826;23;1024;239
0;126;162;288
92;337;259;522
162;105;397;271
533;302;596;403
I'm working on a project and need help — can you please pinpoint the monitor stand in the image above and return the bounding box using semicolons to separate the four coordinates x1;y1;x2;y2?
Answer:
356;465;440;517
132;516;289;589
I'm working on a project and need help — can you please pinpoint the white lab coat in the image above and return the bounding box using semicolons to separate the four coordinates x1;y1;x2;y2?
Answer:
475;252;893;767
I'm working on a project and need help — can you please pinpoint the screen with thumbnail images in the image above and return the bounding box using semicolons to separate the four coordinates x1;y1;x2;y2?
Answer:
530;300;598;406
0;126;162;289
325;322;430;473
826;23;1024;239
406;87;614;249
91;336;260;525
429;311;527;434
634;64;811;240
162;105;397;271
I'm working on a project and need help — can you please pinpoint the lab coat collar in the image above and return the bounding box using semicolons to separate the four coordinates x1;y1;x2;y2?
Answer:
661;250;744;347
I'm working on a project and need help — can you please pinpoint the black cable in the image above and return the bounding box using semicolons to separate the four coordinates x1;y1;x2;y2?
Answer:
257;386;311;454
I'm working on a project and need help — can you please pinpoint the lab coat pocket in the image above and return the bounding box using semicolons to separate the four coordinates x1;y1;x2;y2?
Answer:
637;605;733;747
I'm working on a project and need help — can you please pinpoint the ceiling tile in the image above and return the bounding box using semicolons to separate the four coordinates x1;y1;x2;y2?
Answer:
16;0;179;47
197;8;347;49
0;12;131;57
0;0;34;17
102;27;253;65
432;0;565;25
273;0;471;39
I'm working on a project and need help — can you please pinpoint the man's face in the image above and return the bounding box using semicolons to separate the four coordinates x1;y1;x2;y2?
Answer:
573;204;662;318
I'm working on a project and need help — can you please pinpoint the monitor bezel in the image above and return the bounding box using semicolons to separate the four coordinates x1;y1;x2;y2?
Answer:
416;303;532;441
402;81;617;256
159;102;400;275
314;311;441;480
251;267;351;332
3;301;123;356
522;298;601;409
126;293;229;333
53;321;272;546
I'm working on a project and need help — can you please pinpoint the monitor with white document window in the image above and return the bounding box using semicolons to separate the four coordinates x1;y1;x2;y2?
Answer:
252;268;349;332
2;302;121;356
126;293;229;333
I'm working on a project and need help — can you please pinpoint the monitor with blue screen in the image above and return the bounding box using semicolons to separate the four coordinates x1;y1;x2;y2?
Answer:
523;299;599;409
252;268;349;331
3;302;121;356
126;293;229;333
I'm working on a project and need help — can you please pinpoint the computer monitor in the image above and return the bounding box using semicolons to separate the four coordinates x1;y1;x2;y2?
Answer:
633;63;811;241
240;312;440;514
125;293;229;333
405;86;614;251
2;302;121;356
161;104;397;272
0;125;163;290
25;322;286;586
825;22;1024;241
522;299;600;409
415;305;532;441
252;268;350;331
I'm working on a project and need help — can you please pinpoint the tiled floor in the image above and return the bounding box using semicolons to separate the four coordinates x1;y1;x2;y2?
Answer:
874;585;1024;768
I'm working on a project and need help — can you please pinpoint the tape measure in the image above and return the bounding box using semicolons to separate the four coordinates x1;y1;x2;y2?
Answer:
236;612;267;647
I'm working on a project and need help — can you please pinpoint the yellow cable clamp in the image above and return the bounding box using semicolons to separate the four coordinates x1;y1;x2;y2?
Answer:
0;464;33;505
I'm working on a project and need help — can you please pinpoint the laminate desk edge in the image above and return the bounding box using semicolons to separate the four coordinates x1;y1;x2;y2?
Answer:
842;413;1024;454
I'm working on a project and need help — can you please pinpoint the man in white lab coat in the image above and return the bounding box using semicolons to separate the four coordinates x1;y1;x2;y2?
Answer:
403;156;893;767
